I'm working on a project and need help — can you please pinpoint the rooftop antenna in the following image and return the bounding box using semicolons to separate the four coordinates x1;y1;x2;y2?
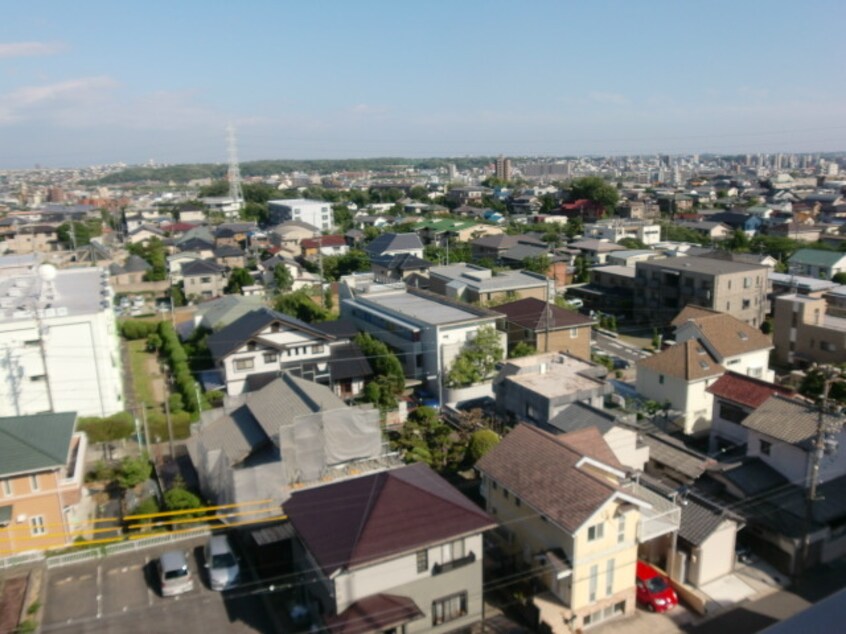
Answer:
226;123;244;211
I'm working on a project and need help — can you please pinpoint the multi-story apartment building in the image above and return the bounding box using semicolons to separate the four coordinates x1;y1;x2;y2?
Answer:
772;294;846;366
286;463;495;634
339;274;504;396
0;256;123;417
0;412;89;553
633;256;768;327
428;263;553;305
267;198;334;231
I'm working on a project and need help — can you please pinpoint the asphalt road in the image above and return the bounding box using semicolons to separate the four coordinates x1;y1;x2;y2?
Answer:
593;332;652;365
41;535;274;634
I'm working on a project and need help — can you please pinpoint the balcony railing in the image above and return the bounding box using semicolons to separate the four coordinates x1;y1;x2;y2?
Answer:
432;551;476;575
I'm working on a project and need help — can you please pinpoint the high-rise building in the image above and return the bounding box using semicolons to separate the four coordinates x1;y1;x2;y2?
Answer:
495;155;512;182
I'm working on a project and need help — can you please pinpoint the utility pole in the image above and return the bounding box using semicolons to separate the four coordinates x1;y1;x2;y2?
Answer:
164;395;175;460
140;403;150;455
802;364;843;573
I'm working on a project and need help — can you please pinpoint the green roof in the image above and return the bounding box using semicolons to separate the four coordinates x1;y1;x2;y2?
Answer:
0;412;77;476
413;219;477;232
789;249;846;267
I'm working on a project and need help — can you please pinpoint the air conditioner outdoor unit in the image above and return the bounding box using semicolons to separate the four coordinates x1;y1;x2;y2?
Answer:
16;514;27;523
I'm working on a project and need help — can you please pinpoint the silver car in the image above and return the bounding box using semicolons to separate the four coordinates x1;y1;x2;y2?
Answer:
204;535;240;591
157;550;194;596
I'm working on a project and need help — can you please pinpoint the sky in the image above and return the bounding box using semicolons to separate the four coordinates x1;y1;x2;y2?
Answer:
1;0;845;168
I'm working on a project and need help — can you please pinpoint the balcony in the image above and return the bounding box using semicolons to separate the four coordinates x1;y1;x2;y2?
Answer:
622;482;681;543
432;551;476;575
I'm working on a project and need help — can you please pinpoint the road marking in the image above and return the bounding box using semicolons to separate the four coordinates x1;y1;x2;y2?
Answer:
79;574;93;581
96;565;103;619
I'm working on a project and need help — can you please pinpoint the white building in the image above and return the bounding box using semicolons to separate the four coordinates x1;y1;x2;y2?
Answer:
0;255;123;417
267;198;334;231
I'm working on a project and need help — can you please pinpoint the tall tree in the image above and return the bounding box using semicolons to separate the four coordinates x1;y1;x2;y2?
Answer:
568;176;619;214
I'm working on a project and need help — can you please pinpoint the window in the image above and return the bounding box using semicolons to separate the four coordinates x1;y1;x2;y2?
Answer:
821;341;836;352
659;374;665;385
432;592;467;626
587;523;604;542
416;549;428;573
515;497;521;507
760;440;772;456
617;515;626;543
606;558;615;596
744;277;751;289
720;402;746;424
233;358;255;372
29;475;39;492
312;345;324;354
263;352;278;364
589;564;599;602
2;479;11;496
200;276;212;284
30;515;46;536
726;302;731;311
570;328;578;339
742;299;751;309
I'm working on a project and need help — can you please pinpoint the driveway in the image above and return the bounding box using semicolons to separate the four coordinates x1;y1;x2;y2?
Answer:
41;535;273;634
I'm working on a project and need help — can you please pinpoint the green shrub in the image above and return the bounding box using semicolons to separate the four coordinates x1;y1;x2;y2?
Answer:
116;455;152;489
467;429;501;463
134;496;160;516
164;487;202;515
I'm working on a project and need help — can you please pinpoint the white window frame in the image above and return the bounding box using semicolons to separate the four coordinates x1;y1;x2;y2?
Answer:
587;523;604;542
29;475;39;492
2;479;11;496
30;515;46;536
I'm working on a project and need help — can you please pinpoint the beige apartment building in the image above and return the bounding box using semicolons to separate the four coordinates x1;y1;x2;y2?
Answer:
772;294;846;366
633;256;768;327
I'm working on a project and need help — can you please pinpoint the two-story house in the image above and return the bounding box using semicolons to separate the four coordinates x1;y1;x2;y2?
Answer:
206;308;372;398
285;462;496;634
0;412;89;554
182;259;228;300
495;297;595;360
671;306;774;381
365;233;425;259
788;249;846;280
477;424;651;632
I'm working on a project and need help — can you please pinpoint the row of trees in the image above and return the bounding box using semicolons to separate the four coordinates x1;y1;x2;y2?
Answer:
355;332;406;412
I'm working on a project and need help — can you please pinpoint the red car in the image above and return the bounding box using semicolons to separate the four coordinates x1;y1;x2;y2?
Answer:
635;561;678;612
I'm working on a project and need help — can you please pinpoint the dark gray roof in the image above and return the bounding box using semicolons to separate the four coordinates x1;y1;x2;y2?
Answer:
545;402;618;435
122;255;152;273
718;458;789;497
214;245;244;258
312;319;360;339
328;343;373;382
365;232;423;256
178;237;215;252
641;433;710;480
500;243;549;262
181;259;225;276
0;412;77;476
678;495;736;547
637;255;766;275
206;308;334;360
186;404;269;467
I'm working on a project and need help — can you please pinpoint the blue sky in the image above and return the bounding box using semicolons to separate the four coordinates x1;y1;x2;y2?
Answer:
1;0;844;168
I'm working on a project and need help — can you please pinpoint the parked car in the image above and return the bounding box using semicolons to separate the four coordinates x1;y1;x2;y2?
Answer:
635;561;678;612
157;550;195;597
204;535;240;591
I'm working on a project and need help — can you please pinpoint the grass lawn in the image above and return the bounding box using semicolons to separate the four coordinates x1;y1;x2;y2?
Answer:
127;340;163;415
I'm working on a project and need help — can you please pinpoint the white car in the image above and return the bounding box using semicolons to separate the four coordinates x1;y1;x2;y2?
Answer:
204;535;240;591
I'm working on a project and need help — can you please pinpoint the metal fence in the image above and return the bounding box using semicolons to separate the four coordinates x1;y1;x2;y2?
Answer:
46;548;103;569
104;528;211;557
0;551;44;570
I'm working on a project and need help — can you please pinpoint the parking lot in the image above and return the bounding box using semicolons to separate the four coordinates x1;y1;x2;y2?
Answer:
41;535;274;634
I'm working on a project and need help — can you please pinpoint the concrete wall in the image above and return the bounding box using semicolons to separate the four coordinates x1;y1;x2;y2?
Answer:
687;520;737;587
636;366;717;435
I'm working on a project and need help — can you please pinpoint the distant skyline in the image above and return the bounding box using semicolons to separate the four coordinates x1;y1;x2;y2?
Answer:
1;0;845;169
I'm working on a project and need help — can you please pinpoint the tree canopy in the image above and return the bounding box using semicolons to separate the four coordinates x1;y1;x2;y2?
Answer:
273;289;331;323
446;326;504;388
568;176;619;213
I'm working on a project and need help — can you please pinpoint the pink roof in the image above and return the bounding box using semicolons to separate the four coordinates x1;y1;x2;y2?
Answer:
301;234;347;248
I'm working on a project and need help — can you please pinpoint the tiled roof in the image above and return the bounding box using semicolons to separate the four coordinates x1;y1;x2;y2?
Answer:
495;297;594;331
286;462;495;576
365;232;423;256
0;412;77;476
640;433;710;480
325;594;423;634
678;495;737;547
672;309;773;358
545;402;619;436
328;343;373;382
741;394;832;447
181;259;225;276
370;253;432;271
301;234;347;249
476;424;623;533
636;340;725;381
706;371;795;409
789;248;846;267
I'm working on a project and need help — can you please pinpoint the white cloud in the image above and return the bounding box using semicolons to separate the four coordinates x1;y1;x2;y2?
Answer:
0;76;117;124
0;41;65;59
588;91;629;105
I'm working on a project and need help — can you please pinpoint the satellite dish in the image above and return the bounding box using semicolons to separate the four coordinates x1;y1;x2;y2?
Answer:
38;264;57;282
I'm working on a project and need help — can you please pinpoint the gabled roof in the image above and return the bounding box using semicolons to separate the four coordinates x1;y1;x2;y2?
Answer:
495;297;594;331
206;308;334;360
637;339;725;381
0;412;77;476
678;495;737;547
301;234;347;249
365;232;423;256
181;259;225;276
327;343;373;382
545;402;619;436
286;462;495;576
672;308;773;358
477;424;628;534
640;433;710;481
325;594;423;634
742;394;832;448
177;237;215;252
118;254;151;274
213;245;244;258
706;371;795;409
370;252;432;271
500;242;549;262
789;248;846;267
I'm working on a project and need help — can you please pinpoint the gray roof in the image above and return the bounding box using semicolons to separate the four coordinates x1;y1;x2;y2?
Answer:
742;395;830;448
195;295;266;331
0;412;77;476
122;254;152;273
370;253;432;271
500;243;549;262
245;373;345;440
365;232;423;256
678;495;736;547
431;263;548;292
718;458;789;497
545;402;618;435
176;226;215;245
206;308;333;360
641;433;710;480
328;343;373;382
214;245;244;258
186;404;269;467
181;259;225;276
362;288;496;326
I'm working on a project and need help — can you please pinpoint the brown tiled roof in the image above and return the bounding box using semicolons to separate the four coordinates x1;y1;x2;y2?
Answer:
637;340;725;381
476;424;622;533
671;305;720;326
742;394;834;447
496;297;594;331
673;309;772;358
706;371;795;409
285;463;495;576
325;594;423;634
556;427;623;470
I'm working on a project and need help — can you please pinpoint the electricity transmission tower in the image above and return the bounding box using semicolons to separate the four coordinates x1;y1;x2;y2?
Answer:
226;123;244;211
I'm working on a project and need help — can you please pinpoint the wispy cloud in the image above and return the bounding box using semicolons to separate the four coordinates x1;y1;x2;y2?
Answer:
0;76;117;124
588;91;629;105
0;41;66;59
